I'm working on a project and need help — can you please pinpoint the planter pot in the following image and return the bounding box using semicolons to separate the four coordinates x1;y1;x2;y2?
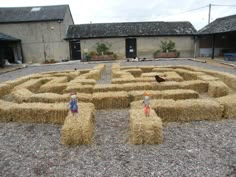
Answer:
154;52;179;58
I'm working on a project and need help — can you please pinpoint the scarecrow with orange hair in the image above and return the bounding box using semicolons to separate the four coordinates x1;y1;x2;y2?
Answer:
143;92;151;116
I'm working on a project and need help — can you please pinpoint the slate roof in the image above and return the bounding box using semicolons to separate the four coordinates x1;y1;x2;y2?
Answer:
0;5;69;23
199;14;236;34
66;21;197;39
0;33;20;41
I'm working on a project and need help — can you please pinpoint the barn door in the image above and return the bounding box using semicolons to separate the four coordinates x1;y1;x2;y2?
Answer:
70;40;81;60
126;38;137;58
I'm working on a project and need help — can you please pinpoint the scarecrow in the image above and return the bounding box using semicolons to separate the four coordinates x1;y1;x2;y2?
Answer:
143;92;151;117
69;92;78;115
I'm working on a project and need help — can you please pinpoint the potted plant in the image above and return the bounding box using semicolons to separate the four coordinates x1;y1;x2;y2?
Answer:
154;40;179;58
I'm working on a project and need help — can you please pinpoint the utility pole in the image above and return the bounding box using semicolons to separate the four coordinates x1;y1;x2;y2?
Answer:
208;4;211;24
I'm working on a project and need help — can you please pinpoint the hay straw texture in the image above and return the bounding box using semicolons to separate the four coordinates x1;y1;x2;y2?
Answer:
3;76;31;87
0;100;16;122
112;77;155;84
129;109;163;144
208;81;229;97
164;72;184;82
122;83;154;91
69;78;96;85
123;68;143;77
128;89;199;102
131;99;223;122
11;88;33;103
140;66;155;73
180;80;208;93
60;103;95;146
152;81;180;90
14;78;46;92
39;83;68;94
77;69;90;74
65;84;94;94
0;100;68;124
141;72;165;78
93;84;123;92
152;68;174;72
153;99;223;122
216;94;236;119
0;84;12;97
175;69;205;80
197;75;219;81
92;91;129;109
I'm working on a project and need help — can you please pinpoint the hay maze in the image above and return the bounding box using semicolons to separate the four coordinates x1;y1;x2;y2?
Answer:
0;64;236;146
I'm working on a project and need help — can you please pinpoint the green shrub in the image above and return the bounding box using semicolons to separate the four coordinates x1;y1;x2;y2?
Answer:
160;40;176;52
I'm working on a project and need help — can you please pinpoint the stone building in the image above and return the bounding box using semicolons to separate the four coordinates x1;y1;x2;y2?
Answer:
65;21;197;60
0;5;74;63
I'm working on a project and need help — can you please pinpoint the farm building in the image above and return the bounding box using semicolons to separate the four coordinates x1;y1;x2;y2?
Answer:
0;5;74;63
198;14;236;59
65;21;197;60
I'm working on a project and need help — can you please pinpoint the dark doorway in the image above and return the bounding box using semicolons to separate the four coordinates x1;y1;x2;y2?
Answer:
3;47;14;63
126;38;136;58
70;40;81;60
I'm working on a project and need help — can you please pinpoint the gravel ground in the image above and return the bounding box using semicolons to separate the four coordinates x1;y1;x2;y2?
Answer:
0;59;236;177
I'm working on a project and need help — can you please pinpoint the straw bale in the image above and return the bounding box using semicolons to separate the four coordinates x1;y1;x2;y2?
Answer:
112;77;155;84
45;76;68;84
93;84;123;92
65;84;94;94
86;70;101;80
152;81;180;90
216;94;236;118
208;81;229;97
122;83;154;91
120;66;138;70
128;90;162;102
3;76;31;87
220;73;236;89
153;99;223;122
77;69;90;74
12;88;33;103
161;89;199;100
60;103;96;145
94;64;106;72
123;68;143;77
129;109;163;144
39;83;68;94
29;93;69;103
69;78;96;85
140;66;155;73
180;80;208;93
152;68;174;72
175;69;205;80
0;84;12;97
14;78;46;92
1;102;68;124
141;72;165;78
164;72;183;82
197;75;219;81
120;74;135;79
0;100;17;122
92;91;129;109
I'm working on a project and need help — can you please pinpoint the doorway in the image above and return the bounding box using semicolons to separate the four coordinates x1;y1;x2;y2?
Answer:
126;38;137;58
70;40;81;60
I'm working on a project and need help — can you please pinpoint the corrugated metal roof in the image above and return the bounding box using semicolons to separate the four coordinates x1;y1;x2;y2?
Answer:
0;5;69;23
66;21;197;39
199;14;236;34
0;33;20;41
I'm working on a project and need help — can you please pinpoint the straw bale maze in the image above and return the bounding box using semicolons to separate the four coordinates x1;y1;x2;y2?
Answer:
0;64;236;146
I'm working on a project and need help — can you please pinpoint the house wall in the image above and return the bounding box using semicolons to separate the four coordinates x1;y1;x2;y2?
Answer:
80;36;195;59
0;7;73;63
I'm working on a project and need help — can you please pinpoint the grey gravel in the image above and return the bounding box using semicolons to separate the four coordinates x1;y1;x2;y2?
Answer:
0;59;236;177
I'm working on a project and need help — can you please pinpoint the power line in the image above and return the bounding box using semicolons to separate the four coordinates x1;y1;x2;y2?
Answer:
212;4;236;7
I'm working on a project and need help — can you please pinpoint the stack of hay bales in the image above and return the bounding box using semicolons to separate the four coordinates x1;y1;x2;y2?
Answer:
92;91;129;109
93;84;123;92
216;94;236;118
0;83;12;97
3;76;31;87
131;99;223;122
29;93;69;103
164;72;184;82
152;68;174;72
69;78;96;85
0;100;68;124
208;81;229;97
123;68;143;77
180;80;208;93
197;75;219;81
65;83;94;94
152;81;180;90
140;66;155;73
112;77;155;84
129;109;163;144
39;77;68;93
0;100;17;121
122;83;154;91
175;69;205;80
12;88;33;103
128;89;199;102
60;103;95;145
14;78;46;92
141;72;165;78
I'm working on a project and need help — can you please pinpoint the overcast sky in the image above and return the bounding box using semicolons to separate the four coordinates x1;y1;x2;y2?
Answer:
1;0;236;30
